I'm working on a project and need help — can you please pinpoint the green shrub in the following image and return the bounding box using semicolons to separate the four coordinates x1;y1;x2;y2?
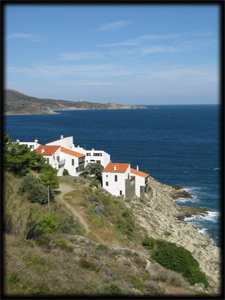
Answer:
5;272;19;285
122;208;133;218
17;173;50;205
164;231;172;236
142;236;154;250
143;272;151;281
126;274;144;291
35;236;51;249
84;279;98;292
96;244;108;251
52;213;78;235
56;237;73;252
90;181;98;188
63;169;69;176
183;266;209;288
36;214;58;237
102;283;124;295
79;259;99;273
151;243;209;288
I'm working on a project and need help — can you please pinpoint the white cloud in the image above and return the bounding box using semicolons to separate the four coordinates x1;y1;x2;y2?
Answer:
7;33;45;42
7;64;134;78
98;33;178;47
97;20;131;31
58;52;105;61
140;45;177;56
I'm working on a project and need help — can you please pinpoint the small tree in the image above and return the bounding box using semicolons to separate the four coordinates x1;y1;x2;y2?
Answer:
82;163;104;179
3;133;46;176
63;169;69;176
40;164;59;193
17;173;52;204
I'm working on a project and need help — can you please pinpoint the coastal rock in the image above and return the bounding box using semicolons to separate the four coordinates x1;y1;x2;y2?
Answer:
176;206;211;220
130;176;221;295
169;189;193;199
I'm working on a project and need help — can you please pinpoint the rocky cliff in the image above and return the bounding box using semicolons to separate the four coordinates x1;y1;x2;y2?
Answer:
128;176;221;294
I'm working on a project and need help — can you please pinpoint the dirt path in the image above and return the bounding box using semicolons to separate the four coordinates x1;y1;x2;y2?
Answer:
56;183;90;234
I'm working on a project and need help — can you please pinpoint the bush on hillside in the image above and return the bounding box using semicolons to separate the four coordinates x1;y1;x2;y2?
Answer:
142;236;154;250
63;169;69;176
151;242;209;288
17;173;52;205
102;283;124;295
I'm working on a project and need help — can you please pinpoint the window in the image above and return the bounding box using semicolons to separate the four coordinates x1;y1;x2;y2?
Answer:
106;182;109;186
87;153;91;156
57;156;60;162
115;175;117;182
47;158;49;164
120;190;122;195
106;175;108;178
97;160;100;164
93;152;103;156
72;159;74;166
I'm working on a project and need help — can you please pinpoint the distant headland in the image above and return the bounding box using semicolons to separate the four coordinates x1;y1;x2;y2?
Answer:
4;89;148;115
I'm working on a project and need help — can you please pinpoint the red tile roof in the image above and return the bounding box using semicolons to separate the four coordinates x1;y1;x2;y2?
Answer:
61;147;85;158
103;163;130;173
130;168;149;178
36;145;60;156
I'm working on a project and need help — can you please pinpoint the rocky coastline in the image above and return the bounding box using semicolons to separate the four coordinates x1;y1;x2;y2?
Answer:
128;176;221;295
168;185;211;221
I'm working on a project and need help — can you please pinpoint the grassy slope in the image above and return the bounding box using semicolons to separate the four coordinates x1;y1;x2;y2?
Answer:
4;172;210;297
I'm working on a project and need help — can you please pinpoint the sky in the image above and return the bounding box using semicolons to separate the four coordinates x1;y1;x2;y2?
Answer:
4;4;220;105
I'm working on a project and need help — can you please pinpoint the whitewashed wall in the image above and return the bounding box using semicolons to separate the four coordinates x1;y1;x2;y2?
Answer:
46;136;73;148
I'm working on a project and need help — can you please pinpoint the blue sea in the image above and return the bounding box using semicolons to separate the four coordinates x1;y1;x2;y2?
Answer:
4;105;221;247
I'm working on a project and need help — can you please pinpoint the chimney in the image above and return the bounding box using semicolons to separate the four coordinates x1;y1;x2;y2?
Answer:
41;148;45;153
137;165;139;171
92;148;94;151
61;135;63;139
114;165;117;171
35;139;38;143
16;139;20;142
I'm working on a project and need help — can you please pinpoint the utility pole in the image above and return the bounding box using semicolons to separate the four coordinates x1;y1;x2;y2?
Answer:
48;185;50;213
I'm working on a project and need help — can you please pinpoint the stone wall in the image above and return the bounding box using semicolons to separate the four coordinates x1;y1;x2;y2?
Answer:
125;177;135;200
140;183;149;199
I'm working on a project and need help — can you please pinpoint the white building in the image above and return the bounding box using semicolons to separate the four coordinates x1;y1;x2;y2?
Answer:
85;149;110;168
46;135;110;168
18;135;110;176
130;167;149;198
102;163;131;197
35;145;85;176
46;135;74;148
102;163;149;200
17;139;40;151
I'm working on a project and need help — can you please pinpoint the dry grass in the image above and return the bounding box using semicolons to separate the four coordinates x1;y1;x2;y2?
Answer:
3;172;198;297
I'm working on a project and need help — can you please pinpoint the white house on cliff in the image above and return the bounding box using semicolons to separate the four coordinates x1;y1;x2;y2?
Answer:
17;135;110;176
17;135;149;200
102;163;149;200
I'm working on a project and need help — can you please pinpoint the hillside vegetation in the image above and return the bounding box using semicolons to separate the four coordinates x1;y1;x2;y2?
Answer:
4;89;147;115
3;134;218;297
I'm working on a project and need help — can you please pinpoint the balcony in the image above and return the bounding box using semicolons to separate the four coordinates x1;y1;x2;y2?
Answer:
58;159;66;168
